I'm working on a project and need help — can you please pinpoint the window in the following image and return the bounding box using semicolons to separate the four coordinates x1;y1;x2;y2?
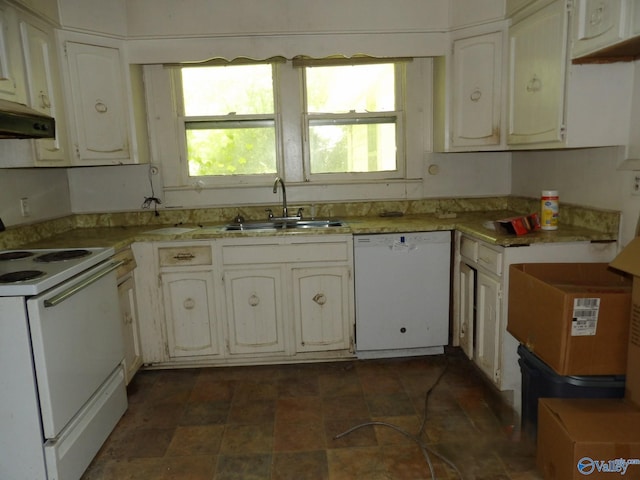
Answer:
173;58;405;185
177;63;278;178
303;62;402;178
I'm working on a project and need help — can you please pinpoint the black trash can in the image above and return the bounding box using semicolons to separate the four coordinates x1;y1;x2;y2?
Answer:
518;344;625;439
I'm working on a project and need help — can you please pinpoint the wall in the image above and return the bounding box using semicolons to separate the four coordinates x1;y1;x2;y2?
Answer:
511;146;640;247
0;166;70;228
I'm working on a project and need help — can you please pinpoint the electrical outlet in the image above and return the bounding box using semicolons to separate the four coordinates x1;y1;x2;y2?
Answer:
633;175;640;196
20;197;30;217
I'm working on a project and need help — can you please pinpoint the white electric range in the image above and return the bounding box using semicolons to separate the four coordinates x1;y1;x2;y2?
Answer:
0;247;128;480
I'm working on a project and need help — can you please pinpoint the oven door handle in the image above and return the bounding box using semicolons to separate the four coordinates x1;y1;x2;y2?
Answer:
43;260;124;308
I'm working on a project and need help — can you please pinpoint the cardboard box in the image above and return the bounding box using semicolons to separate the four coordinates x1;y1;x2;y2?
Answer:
537;398;640;479
508;263;631;376
610;237;640;407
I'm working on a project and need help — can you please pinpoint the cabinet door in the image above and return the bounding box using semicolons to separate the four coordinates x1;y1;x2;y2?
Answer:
0;6;26;103
162;271;221;358
19;20;68;164
572;0;625;57
292;266;351;353
451;31;503;148
508;0;567;145
224;268;286;355
475;271;501;385
459;262;475;360
65;42;130;165
118;275;142;384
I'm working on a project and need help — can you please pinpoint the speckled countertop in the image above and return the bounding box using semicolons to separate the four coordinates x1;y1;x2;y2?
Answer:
5;196;619;252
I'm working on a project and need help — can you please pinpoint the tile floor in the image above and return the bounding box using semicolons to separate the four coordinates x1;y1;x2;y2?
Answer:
82;349;543;479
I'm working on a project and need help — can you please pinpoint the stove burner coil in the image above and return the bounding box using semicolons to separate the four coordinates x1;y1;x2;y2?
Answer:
0;251;34;261
0;270;46;283
34;249;92;263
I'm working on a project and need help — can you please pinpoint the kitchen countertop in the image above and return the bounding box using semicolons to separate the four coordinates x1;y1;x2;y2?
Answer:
17;209;617;251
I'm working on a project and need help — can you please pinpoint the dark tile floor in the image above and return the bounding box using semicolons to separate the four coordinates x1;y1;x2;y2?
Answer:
82;349;543;479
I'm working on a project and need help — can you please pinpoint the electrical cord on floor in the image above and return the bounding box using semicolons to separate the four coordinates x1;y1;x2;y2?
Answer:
333;358;463;479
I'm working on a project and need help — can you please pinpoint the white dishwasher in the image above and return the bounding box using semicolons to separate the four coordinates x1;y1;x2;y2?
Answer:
354;231;451;358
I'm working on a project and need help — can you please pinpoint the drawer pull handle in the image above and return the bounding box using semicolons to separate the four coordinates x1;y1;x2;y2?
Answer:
183;298;195;310
173;253;196;261
526;74;542;93
248;294;260;307
95;101;108;113
312;293;327;306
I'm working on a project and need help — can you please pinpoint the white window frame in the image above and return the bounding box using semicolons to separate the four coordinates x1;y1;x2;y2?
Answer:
300;61;406;182
171;62;284;187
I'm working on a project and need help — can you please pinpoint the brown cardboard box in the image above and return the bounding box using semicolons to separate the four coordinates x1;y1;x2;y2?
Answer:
610;237;640;407
537;398;640;479
508;263;631;376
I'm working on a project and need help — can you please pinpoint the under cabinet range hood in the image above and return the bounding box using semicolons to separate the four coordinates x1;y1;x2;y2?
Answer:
0;99;55;139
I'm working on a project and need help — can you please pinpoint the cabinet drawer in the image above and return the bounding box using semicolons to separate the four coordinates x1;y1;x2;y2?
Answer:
460;236;478;261
113;248;136;278
158;245;212;266
477;244;503;275
223;242;350;265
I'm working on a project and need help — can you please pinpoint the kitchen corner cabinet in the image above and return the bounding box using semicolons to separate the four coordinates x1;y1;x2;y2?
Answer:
453;231;618;413
59;33;149;166
19;16;69;166
571;0;640;61
434;26;505;152
508;0;632;149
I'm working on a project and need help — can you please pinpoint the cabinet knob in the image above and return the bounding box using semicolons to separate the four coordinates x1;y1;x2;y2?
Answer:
590;5;604;27
95;101;108;113
526;75;542;93
470;88;482;102
39;91;51;109
312;293;327;306
248;294;260;307
173;253;196;261
183;298;196;310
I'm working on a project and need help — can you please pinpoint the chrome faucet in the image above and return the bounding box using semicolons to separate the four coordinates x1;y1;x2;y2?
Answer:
272;176;288;218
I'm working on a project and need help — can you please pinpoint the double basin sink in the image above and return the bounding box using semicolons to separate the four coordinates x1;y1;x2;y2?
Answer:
223;218;344;231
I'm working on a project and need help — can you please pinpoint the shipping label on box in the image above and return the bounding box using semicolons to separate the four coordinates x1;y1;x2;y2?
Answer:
571;298;600;336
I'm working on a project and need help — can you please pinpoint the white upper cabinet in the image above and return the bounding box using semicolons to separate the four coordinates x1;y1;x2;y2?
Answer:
508;0;567;146
0;5;26;104
571;0;640;62
507;0;633;149
19;16;69;165
572;0;626;57
60;34;149;166
434;26;506;152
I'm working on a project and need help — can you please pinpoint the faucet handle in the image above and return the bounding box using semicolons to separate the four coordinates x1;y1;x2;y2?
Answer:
265;208;274;219
296;207;304;219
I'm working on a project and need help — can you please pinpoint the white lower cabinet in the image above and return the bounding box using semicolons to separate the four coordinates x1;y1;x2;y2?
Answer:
134;235;354;367
292;266;352;353
224;267;286;356
453;231;618;415
115;245;142;384
162;271;221;358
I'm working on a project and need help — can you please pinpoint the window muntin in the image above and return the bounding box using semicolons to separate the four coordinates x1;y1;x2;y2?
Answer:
303;63;401;177
179;64;277;177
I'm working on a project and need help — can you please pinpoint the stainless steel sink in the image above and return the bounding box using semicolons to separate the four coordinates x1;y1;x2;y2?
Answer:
223;219;344;231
